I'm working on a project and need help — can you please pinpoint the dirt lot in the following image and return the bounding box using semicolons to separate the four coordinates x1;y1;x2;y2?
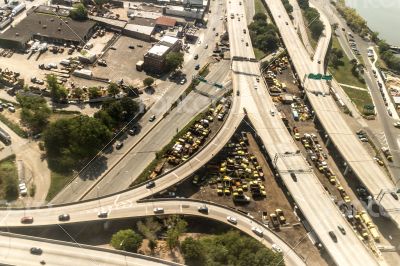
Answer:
90;35;152;86
172;126;328;265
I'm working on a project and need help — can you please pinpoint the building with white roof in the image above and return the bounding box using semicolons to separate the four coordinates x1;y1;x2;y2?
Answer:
143;36;181;73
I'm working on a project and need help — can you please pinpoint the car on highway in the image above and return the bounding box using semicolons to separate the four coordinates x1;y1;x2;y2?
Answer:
30;247;43;255
146;181;155;189
391;192;399;200
251;226;263;237
236;90;240;96
98;210;108;218
149;115;156;122
128;45;135;49
180;78;187;85
329;231;338;242
393;122;400;128
227;216;237;224
58;214;70;221
153;207;164;214
272;244;282;253
194;54;198;60
337;225;346;235
195;64;200;70
290;172;297;182
285;21;288;25
198;205;208;214
21;216;34;224
205;44;208;49
270;108;275;116
115;141;123;150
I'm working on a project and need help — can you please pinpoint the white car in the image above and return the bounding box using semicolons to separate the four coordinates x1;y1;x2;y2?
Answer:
153;207;164;214
272;244;282;253
251;226;263;236
270;108;276;116
227;216;237;224
98;210;108;218
393;122;400;128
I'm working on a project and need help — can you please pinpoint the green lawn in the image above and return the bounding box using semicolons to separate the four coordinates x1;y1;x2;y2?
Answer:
0;155;18;201
254;48;266;60
46;171;72;201
254;0;267;14
329;37;367;89
342;87;373;113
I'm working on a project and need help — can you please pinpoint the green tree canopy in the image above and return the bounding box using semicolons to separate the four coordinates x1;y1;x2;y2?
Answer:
110;229;143;252
46;74;68;102
70;3;88;21
16;93;51;133
253;12;267;22
165;52;184;72
143;77;155;87
88;87;102;99
181;237;206;266
43;116;111;171
298;0;309;9
107;82;120;96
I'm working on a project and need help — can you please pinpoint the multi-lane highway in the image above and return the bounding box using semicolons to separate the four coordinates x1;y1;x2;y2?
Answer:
266;0;400;227
0;231;180;266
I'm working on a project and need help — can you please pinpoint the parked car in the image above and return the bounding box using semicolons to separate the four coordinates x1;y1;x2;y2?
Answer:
149;115;156;122
272;244;282;253
337;225;346;235
115;141;123;150
290;172;297;182
58;214;70;222
251;226;263;237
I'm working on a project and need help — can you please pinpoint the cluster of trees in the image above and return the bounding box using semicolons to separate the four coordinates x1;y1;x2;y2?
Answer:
143;77;155;88
110;216;187;253
0;156;19;201
349;58;365;81
94;97;140;130
334;0;368;35
43;115;112;171
16;93;51;133
378;41;400;72
181;231;285;266
298;1;324;39
166;52;184;72
329;47;344;68
46;75;68;103
70;3;88;21
248;13;279;53
282;0;293;14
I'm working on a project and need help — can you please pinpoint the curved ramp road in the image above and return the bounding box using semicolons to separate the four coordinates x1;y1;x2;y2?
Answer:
0;232;180;266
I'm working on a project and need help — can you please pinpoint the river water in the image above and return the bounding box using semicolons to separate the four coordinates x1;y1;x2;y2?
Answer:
345;0;400;46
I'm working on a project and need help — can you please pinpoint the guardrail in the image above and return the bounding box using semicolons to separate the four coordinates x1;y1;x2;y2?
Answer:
0;231;181;266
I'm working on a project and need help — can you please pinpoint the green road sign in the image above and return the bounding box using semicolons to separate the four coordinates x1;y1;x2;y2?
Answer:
214;83;223;88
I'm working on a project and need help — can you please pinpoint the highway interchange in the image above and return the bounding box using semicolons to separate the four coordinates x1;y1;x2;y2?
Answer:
0;0;399;265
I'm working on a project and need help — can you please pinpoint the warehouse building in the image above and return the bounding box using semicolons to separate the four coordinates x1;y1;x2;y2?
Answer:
143;35;181;73
0;8;96;50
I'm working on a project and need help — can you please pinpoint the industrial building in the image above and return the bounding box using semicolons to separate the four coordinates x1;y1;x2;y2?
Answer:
143;35;181;73
0;6;96;50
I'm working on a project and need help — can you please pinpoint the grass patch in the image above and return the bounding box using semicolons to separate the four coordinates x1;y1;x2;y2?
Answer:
304;24;318;50
254;48;266;60
0;155;18;201
342;87;372;113
329;37;367;89
254;0;267;14
0;114;28;138
48;112;78;123
46;171;72;202
131;111;207;186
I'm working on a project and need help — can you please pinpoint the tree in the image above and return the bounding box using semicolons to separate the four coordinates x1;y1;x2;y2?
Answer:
143;77;155;88
43;116;111;171
88;87;102;99
70;3;88;21
255;33;279;52
253;12;267;22
110;229;143;252
4;176;18;201
120;97;139;119
310;20;324;38
165;216;187;251
73;87;84;100
298;0;309;9
137;217;161;251
165;52;184;72
181;237;206;266
17;93;51;132
282;0;293;14
107;83;120;96
46;74;67;102
94;0;109;6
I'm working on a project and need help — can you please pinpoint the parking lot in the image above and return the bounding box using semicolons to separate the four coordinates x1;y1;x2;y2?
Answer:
90;35;152;86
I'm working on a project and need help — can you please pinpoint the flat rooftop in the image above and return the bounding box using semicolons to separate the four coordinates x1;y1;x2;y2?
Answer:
0;12;96;44
147;44;169;56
